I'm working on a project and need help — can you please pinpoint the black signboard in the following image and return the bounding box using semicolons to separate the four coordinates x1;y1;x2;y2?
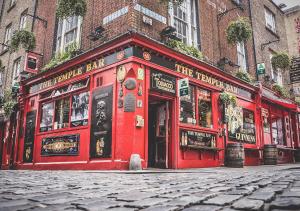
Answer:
180;129;215;147
23;111;37;163
90;85;113;158
290;57;300;83
41;134;79;156
150;70;176;95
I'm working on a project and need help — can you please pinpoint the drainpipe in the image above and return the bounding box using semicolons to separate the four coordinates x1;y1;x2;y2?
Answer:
248;0;259;81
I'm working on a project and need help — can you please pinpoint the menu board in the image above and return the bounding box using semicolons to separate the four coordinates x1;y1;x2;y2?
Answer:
71;92;89;127
180;129;216;147
23;111;37;162
227;105;256;144
90;85;113;158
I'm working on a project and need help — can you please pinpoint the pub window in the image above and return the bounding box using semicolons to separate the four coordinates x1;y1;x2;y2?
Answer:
54;97;70;130
70;78;89;91
53;85;69;97
198;88;212;128
71;92;89;127
271;116;285;145
180;85;196;124
40;102;54;132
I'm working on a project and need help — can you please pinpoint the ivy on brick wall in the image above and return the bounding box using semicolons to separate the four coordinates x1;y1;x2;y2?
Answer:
1;90;17;118
272;84;290;98
56;0;87;19
235;71;252;83
160;0;184;5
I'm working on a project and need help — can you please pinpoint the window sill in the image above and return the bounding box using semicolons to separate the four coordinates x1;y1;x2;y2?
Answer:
7;3;16;13
37;125;89;136
265;26;280;39
179;123;218;134
0;49;9;56
181;145;224;151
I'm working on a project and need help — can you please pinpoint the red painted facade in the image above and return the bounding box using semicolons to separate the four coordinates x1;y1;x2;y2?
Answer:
2;33;300;170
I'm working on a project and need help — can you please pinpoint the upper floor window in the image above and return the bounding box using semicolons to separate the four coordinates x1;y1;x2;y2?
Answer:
265;8;276;32
237;42;247;72
55;16;82;53
169;0;199;48
12;57;21;85
270;54;283;85
19;9;28;30
3;24;12;52
0;71;3;86
9;0;16;7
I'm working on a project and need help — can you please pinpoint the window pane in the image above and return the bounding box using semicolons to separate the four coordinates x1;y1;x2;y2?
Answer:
198;88;212;128
180;85;196;124
71;92;89;127
40;102;54;132
54;98;70;130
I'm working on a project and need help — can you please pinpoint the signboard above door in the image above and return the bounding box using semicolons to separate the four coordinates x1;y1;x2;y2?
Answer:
150;70;176;95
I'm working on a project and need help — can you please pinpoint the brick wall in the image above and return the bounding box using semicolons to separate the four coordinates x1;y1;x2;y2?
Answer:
250;0;289;87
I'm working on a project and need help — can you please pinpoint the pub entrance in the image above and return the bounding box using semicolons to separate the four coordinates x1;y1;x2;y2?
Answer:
148;95;173;169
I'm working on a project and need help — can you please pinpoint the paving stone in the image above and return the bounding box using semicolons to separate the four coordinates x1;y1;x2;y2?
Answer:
270;197;300;210
231;198;264;211
183;205;222;211
203;194;243;206
248;191;275;202
210;186;232;192
116;192;156;202
226;188;253;196
281;191;300;198
141;205;179;211
0;199;30;208
76;200;123;210
125;198;170;208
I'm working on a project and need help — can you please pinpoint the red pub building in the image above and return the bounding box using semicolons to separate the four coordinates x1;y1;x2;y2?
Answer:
1;32;297;170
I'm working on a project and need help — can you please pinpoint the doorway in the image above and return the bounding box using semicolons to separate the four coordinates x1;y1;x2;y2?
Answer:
148;96;172;168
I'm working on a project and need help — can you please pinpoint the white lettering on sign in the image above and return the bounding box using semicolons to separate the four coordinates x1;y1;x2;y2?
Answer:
103;6;129;25
134;4;167;24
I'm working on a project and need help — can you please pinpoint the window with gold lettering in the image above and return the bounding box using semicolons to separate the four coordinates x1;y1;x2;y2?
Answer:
180;85;196;124
40;102;54;132
198;88;212;128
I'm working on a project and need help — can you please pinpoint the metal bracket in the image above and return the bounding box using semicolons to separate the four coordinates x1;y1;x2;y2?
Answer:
26;14;47;28
217;5;244;22
261;39;280;50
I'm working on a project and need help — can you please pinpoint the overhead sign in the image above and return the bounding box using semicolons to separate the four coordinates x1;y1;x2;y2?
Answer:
25;52;40;74
257;63;265;75
290;57;300;83
150;70;176;95
178;78;189;97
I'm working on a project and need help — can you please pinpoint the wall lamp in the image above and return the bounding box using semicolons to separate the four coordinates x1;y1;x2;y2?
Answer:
87;26;105;41
261;39;280;50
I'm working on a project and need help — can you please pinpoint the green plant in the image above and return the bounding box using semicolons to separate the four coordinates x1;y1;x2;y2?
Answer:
56;0;87;19
41;42;79;72
160;0;184;6
219;92;237;107
272;84;290;98
10;30;36;52
166;39;204;60
235;71;252;83
271;52;290;70
226;17;252;44
2;90;17;118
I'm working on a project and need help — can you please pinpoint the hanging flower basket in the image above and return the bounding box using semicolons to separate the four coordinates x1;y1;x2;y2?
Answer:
271;52;290;70
226;17;252;44
219;92;237;107
56;0;87;19
235;71;252;83
10;30;36;52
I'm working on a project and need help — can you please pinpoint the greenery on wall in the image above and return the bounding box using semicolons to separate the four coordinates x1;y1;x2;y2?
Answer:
1;90;17;118
226;17;252;44
272;84;290;98
235;71;252;83
271;51;291;70
10;30;36;52
219;92;237;107
166;39;204;61
56;0;87;19
41;42;79;72
159;0;184;5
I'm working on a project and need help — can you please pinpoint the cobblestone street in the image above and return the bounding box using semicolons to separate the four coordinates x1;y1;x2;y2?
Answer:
1;165;300;211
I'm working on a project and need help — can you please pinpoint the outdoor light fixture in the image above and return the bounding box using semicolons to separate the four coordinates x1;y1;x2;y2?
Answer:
87;26;105;41
261;39;280;50
26;14;48;28
217;57;240;69
217;4;244;22
160;26;181;41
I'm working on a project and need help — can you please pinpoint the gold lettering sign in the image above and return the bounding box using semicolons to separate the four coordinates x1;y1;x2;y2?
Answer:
175;64;238;94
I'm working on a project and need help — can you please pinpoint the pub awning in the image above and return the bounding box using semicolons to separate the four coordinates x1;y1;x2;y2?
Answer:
262;88;297;110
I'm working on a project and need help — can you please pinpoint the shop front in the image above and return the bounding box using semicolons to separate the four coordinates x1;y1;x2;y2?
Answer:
4;32;280;170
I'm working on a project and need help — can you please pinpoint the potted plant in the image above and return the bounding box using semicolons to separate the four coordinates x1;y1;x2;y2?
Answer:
226;17;252;44
166;39;204;60
10;30;36;52
235;71;252;83
56;0;87;19
271;51;290;70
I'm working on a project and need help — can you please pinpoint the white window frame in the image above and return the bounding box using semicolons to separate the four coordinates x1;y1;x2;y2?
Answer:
265;8;276;32
3;24;12;51
55;16;82;54
169;0;199;48
12;57;21;86
0;71;3;86
19;9;28;30
9;0;16;7
237;42;247;72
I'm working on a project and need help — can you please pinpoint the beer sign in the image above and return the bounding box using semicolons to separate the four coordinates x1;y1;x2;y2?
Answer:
150;70;176;95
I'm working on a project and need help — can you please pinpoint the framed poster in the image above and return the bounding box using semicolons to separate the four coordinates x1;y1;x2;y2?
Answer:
40;102;54;132
90;85;113;158
71;92;89;127
23;111;37;162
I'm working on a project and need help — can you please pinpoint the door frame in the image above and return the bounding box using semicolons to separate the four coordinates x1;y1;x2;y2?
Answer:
147;92;176;169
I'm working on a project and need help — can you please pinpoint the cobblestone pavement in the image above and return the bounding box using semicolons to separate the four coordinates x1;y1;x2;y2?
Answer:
1;165;300;211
